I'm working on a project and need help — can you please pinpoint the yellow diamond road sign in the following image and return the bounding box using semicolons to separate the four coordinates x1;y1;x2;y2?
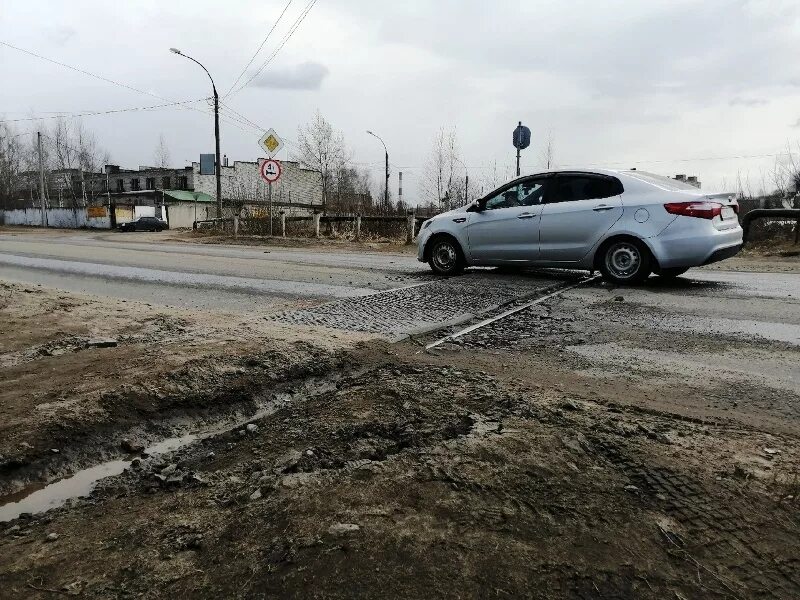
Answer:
258;128;284;157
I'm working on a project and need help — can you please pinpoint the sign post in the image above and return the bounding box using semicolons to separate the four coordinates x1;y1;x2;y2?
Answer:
260;159;281;237
512;122;531;177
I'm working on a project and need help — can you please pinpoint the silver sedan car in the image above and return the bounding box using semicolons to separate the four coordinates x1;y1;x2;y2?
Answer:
416;168;743;284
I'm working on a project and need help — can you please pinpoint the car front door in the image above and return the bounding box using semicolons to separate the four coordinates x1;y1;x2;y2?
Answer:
539;173;624;262
465;177;548;263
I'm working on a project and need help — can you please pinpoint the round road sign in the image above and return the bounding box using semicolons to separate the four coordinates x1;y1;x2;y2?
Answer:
260;159;282;184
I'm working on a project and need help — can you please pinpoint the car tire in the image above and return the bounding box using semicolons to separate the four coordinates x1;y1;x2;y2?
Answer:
659;267;689;279
598;238;651;285
427;236;465;276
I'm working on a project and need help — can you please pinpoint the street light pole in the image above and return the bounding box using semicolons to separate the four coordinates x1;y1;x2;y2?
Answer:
367;130;389;212
170;48;222;219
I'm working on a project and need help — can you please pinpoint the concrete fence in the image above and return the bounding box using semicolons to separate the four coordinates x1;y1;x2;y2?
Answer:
196;212;426;243
1;207;111;229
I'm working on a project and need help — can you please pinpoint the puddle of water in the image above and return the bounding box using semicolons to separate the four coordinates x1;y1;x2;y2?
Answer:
0;385;325;523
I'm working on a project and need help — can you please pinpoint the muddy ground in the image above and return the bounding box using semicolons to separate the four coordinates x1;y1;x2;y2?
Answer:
1;269;799;599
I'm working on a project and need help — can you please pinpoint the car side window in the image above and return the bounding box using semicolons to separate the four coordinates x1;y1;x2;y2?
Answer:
484;179;546;210
548;176;620;204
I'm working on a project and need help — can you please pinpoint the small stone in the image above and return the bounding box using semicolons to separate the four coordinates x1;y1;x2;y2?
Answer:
250;489;262;501
45;532;59;542
560;400;582;411
328;523;360;535
613;296;625;302
305;449;314;457
50;448;60;454
206;452;216;459
86;338;117;349
624;485;639;492
161;463;177;476
246;424;258;433
763;447;780;456
121;439;145;454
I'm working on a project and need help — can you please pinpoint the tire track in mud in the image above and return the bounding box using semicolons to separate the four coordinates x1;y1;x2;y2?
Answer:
589;437;800;599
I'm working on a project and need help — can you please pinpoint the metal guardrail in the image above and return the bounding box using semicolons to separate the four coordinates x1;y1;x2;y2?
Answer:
741;208;800;244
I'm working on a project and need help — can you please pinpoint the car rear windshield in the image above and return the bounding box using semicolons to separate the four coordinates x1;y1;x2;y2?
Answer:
621;171;701;192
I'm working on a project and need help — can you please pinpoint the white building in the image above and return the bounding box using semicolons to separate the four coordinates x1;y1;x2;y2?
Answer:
192;159;322;215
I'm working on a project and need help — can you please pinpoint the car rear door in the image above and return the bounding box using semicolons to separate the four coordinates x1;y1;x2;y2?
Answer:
539;173;624;262
465;176;549;263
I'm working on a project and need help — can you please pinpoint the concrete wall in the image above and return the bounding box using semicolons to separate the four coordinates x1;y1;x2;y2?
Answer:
166;202;213;228
1;207;111;229
192;160;323;210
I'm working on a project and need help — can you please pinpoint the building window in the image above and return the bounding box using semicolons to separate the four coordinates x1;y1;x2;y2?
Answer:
131;178;140;191
116;179;124;192
146;177;155;189
178;176;188;189
162;176;170;189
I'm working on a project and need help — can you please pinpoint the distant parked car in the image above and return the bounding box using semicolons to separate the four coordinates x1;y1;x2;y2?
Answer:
118;217;169;232
417;168;742;284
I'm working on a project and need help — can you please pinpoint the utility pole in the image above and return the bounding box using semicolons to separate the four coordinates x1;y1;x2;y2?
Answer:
37;131;47;227
384;148;389;212
516;122;522;177
170;48;222;219
398;171;403;208
465;172;469;203
213;86;222;219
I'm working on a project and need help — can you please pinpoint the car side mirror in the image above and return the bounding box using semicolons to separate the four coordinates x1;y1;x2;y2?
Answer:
468;199;483;212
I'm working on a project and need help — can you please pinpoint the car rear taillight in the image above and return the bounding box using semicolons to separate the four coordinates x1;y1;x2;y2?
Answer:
664;201;724;219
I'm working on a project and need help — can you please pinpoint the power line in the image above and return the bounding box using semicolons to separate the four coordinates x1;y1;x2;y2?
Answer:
0;99;208;124
224;0;294;97
231;0;319;95
0;40;251;133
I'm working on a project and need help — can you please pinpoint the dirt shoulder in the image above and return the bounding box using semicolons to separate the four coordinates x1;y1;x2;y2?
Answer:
0;281;366;496
1;269;798;598
1;339;798;599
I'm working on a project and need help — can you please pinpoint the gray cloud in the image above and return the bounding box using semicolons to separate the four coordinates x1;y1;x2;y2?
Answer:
729;97;769;107
251;62;329;90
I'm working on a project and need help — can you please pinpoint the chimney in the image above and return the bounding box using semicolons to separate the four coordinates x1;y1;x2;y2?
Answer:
223;154;229;167
674;174;686;182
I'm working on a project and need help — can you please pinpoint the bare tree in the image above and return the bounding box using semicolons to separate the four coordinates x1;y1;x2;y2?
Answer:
154;134;172;168
294;111;347;211
540;129;555;170
0;122;24;210
422;127;460;211
46;119;109;206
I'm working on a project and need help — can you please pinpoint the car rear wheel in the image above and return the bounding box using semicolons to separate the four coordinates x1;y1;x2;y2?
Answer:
659;267;689;279
599;239;651;285
428;237;465;276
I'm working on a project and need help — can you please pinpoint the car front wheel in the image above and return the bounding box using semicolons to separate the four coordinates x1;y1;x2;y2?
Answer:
599;239;651;284
428;237;465;276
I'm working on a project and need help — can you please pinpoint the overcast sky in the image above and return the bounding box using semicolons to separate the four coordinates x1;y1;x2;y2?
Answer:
2;0;800;199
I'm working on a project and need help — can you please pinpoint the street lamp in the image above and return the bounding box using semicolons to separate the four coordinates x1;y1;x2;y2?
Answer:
366;130;389;212
170;47;222;219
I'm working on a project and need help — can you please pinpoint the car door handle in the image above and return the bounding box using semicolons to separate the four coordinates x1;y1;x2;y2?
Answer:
517;213;537;219
593;205;615;211
452;217;467;223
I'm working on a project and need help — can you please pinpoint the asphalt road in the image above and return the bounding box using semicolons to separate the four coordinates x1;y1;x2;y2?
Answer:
1;229;799;326
0;230;425;312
